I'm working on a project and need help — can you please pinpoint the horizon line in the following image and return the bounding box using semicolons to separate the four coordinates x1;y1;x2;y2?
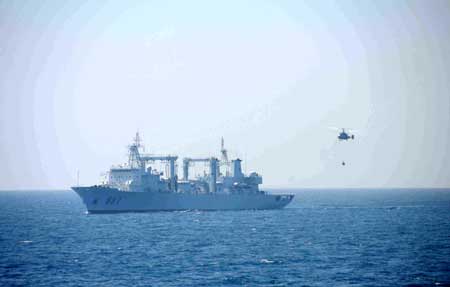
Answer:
1;187;450;192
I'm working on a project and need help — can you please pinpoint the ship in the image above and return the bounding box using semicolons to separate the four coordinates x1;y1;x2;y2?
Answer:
72;133;294;213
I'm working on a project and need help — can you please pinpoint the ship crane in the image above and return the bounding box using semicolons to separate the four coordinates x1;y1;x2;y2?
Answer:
182;157;218;193
140;155;178;191
127;132;179;190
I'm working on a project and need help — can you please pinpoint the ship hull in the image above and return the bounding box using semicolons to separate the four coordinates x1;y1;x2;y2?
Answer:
72;186;294;213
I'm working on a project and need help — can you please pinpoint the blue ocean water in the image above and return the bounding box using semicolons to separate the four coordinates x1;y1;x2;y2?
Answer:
0;189;449;286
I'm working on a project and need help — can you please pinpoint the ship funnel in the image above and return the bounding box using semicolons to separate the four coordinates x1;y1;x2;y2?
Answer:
231;159;243;178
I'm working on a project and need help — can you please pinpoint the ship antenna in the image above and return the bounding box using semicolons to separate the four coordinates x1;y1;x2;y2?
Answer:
220;137;230;176
134;131;141;148
220;137;228;162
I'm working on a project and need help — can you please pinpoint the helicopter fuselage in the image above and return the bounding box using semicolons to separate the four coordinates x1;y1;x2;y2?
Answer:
338;132;354;140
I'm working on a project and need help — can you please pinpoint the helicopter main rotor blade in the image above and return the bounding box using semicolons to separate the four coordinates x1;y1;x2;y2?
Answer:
327;126;341;131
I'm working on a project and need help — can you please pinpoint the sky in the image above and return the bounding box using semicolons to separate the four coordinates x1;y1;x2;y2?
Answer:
0;0;449;189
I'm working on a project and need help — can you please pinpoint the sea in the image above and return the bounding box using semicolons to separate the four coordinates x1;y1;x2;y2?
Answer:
0;188;449;286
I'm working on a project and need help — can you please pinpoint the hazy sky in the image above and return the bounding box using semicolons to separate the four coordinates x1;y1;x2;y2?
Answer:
1;0;449;189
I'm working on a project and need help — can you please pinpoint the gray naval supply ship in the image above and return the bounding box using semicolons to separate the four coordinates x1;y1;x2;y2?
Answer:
72;133;294;213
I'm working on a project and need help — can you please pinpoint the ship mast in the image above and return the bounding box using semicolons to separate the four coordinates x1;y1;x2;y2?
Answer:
128;132;143;169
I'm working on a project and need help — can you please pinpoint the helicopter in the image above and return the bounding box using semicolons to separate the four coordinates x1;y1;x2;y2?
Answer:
328;127;356;141
327;127;357;166
337;128;355;141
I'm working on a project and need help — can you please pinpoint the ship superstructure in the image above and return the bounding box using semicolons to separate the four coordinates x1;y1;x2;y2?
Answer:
72;133;294;213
